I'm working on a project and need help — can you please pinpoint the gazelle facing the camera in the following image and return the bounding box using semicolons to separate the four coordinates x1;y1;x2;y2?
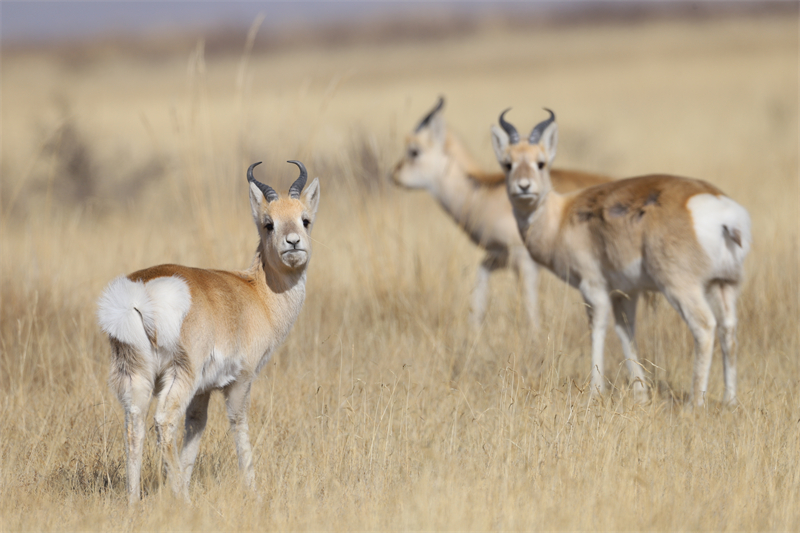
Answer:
98;160;320;503
392;97;611;329
492;109;750;406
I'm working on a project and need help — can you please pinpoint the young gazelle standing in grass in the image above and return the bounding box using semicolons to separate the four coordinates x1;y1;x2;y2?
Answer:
97;160;320;502
492;109;751;405
392;97;611;329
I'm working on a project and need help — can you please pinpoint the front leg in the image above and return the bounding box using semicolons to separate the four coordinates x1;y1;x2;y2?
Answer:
510;245;540;330
581;283;611;397
224;379;256;490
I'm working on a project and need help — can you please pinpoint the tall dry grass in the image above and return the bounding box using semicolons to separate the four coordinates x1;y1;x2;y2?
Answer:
1;14;798;531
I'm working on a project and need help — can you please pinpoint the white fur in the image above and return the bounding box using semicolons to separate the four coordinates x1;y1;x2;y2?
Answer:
97;275;191;354
144;276;192;351
687;193;752;279
197;349;243;392
97;277;154;353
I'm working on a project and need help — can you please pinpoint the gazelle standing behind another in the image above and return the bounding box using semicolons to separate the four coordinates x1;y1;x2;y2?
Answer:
392;97;611;329
492;109;751;406
97;160;320;502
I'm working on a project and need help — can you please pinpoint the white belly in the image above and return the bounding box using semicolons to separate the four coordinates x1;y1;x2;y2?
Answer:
198;350;243;392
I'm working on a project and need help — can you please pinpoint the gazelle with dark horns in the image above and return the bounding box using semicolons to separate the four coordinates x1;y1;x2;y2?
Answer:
98;160;320;502
392;97;611;328
492;109;751;406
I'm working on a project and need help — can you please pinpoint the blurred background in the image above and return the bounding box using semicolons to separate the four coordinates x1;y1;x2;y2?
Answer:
2;0;796;216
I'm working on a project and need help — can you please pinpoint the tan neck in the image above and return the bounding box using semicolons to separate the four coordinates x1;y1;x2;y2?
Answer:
250;247;307;298
513;183;564;270
444;133;484;178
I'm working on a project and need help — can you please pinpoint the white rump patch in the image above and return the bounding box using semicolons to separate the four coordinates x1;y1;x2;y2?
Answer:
687;194;752;279
97;275;192;353
97;277;154;352
144;276;192;351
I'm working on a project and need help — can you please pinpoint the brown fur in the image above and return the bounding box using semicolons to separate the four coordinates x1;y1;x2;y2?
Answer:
559;174;724;280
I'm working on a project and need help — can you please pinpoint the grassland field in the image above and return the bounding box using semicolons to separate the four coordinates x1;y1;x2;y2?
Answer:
1;12;798;531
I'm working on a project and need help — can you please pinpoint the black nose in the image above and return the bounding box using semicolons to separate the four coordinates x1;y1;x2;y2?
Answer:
286;234;300;246
518;182;530;192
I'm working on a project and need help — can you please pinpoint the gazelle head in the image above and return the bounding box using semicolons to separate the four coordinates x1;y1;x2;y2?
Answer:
391;96;449;190
491;108;558;214
248;160;320;272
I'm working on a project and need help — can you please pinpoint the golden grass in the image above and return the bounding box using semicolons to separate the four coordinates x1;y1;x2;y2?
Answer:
1;14;798;531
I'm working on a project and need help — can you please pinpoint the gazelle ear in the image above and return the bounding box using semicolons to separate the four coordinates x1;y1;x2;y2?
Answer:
540;122;558;165
301;178;320;217
428;111;446;146
249;182;265;223
490;125;509;164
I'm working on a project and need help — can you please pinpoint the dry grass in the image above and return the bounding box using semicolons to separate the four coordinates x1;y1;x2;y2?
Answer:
1;13;798;531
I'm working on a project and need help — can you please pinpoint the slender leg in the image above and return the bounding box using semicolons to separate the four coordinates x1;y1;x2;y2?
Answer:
109;338;154;505
707;283;739;405
511;246;540;331
581;283;612;396
666;287;717;407
154;360;195;500
180;391;212;484
121;374;153;504
469;252;506;328
611;292;648;402
224;379;256;491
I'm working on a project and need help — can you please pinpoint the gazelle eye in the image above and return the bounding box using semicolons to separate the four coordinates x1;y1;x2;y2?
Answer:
303;219;310;228
537;161;545;170
408;147;419;159
503;162;512;172
265;221;274;232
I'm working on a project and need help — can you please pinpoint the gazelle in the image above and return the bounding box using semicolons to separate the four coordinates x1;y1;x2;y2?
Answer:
97;160;320;502
392;97;611;328
492;109;751;406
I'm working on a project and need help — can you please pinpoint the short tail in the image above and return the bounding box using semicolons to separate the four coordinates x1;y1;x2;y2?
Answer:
722;225;742;247
97;275;191;354
98;276;154;354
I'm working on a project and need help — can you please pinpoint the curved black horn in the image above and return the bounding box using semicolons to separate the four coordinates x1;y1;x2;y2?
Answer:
247;161;279;203
529;108;556;145
287;160;308;199
415;96;445;132
498;108;520;145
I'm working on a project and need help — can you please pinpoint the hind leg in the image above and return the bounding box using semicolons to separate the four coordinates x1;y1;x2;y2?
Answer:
120;374;153;504
708;283;740;405
180;391;212;484
153;359;196;500
611;292;648;402
109;339;154;504
664;286;717;407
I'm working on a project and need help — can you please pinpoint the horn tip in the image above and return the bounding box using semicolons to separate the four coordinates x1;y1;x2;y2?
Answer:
247;161;263;181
